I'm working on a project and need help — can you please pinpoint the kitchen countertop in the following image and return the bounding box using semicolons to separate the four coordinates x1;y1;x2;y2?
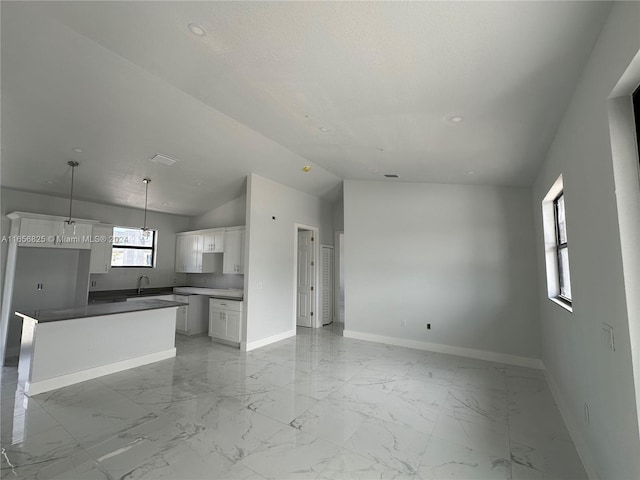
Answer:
88;287;175;303
173;287;244;299
16;299;187;323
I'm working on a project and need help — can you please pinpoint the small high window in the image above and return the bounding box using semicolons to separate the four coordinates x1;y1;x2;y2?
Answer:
542;175;572;311
553;192;572;302
111;227;156;268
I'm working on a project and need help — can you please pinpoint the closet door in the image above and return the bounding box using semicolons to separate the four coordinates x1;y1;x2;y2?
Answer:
321;245;334;326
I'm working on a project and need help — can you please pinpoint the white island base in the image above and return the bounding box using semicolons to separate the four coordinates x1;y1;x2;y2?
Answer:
17;301;180;396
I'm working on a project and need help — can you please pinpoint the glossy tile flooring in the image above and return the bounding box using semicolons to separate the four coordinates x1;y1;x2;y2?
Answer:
1;323;587;479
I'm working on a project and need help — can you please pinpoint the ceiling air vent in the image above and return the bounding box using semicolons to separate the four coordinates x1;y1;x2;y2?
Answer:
384;174;399;178
149;153;179;166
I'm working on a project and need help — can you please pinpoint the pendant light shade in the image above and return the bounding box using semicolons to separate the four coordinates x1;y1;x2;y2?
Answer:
65;161;79;226
141;178;151;236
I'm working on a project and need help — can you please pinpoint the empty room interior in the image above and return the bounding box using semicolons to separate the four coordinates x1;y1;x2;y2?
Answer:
1;1;639;479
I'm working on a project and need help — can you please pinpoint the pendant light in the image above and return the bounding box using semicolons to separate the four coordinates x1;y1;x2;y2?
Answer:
141;178;151;237
65;161;79;231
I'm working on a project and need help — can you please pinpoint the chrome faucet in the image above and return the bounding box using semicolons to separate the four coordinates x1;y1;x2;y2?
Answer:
137;275;150;295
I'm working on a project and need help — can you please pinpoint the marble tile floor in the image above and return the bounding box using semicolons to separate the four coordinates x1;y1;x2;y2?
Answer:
1;323;587;479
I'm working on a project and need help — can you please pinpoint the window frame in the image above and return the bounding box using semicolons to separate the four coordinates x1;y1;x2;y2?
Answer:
553;192;571;304
110;227;157;269
541;174;572;312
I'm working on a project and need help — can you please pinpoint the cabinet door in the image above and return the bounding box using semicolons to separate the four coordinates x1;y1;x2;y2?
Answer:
175;235;189;272
59;222;93;249
209;307;227;338
176;305;188;332
90;226;113;274
225;310;242;342
18;218;59;248
223;229;245;274
202;229;224;253
213;229;225;253
185;234;203;273
202;230;215;253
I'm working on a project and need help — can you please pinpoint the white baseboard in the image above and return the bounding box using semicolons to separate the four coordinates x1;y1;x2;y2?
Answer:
543;367;599;480
242;329;296;352
343;330;543;369
25;348;176;396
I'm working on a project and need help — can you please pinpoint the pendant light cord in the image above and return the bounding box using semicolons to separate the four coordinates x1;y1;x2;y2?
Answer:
66;161;79;225
142;178;151;231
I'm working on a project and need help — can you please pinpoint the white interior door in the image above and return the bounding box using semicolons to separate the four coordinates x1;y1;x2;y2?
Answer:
297;230;313;327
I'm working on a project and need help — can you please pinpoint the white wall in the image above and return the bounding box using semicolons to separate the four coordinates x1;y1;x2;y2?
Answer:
531;3;640;479
244;174;334;346
343;180;541;362
1;188;190;292
188;195;246;231
333;185;344;232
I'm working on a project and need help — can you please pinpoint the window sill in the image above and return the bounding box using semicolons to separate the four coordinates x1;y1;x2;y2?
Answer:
549;296;573;313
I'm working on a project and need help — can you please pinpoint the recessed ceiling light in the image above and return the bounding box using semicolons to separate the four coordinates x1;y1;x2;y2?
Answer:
302;166;311;172
318;126;335;134
384;174;399;178
194;181;203;186
188;23;207;37
370;168;379;174
449;115;464;123
161;201;171;206
44;180;55;184
466;170;476;175
72;147;83;153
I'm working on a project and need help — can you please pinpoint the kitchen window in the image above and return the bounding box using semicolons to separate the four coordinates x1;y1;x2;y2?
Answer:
111;226;156;268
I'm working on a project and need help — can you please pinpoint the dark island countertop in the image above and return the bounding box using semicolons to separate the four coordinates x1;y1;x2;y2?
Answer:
16;299;187;324
88;287;177;303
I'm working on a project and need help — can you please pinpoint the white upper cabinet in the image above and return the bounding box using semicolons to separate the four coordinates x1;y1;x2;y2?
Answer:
175;232;204;273
223;227;245;274
202;228;225;253
18;216;93;249
175;226;245;275
89;224;114;274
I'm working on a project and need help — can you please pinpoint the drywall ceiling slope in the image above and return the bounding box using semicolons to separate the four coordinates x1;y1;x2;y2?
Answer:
0;2;341;216
1;2;612;214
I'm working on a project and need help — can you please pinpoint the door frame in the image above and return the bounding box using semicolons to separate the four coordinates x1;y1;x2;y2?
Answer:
293;223;320;330
334;231;344;324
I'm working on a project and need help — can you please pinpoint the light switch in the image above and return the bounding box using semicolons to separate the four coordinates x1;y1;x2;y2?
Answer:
257;281;263;290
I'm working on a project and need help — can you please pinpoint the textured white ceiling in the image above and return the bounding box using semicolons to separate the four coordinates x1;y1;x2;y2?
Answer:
1;1;612;215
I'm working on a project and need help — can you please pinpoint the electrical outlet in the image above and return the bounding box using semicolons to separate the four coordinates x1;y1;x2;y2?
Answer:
203;278;207;286
427;323;431;330
584;403;590;424
401;319;406;327
91;281;97;287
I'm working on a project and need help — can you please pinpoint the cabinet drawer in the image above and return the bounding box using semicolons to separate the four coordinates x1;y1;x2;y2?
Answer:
209;298;242;311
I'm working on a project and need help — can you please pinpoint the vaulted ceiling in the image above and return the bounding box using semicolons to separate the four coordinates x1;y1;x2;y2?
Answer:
1;1;612;215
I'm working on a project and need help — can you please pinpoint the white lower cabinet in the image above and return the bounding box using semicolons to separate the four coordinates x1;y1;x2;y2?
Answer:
174;294;208;335
209;298;243;344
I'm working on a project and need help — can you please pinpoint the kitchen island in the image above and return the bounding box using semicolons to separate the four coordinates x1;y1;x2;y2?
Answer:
16;299;186;396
